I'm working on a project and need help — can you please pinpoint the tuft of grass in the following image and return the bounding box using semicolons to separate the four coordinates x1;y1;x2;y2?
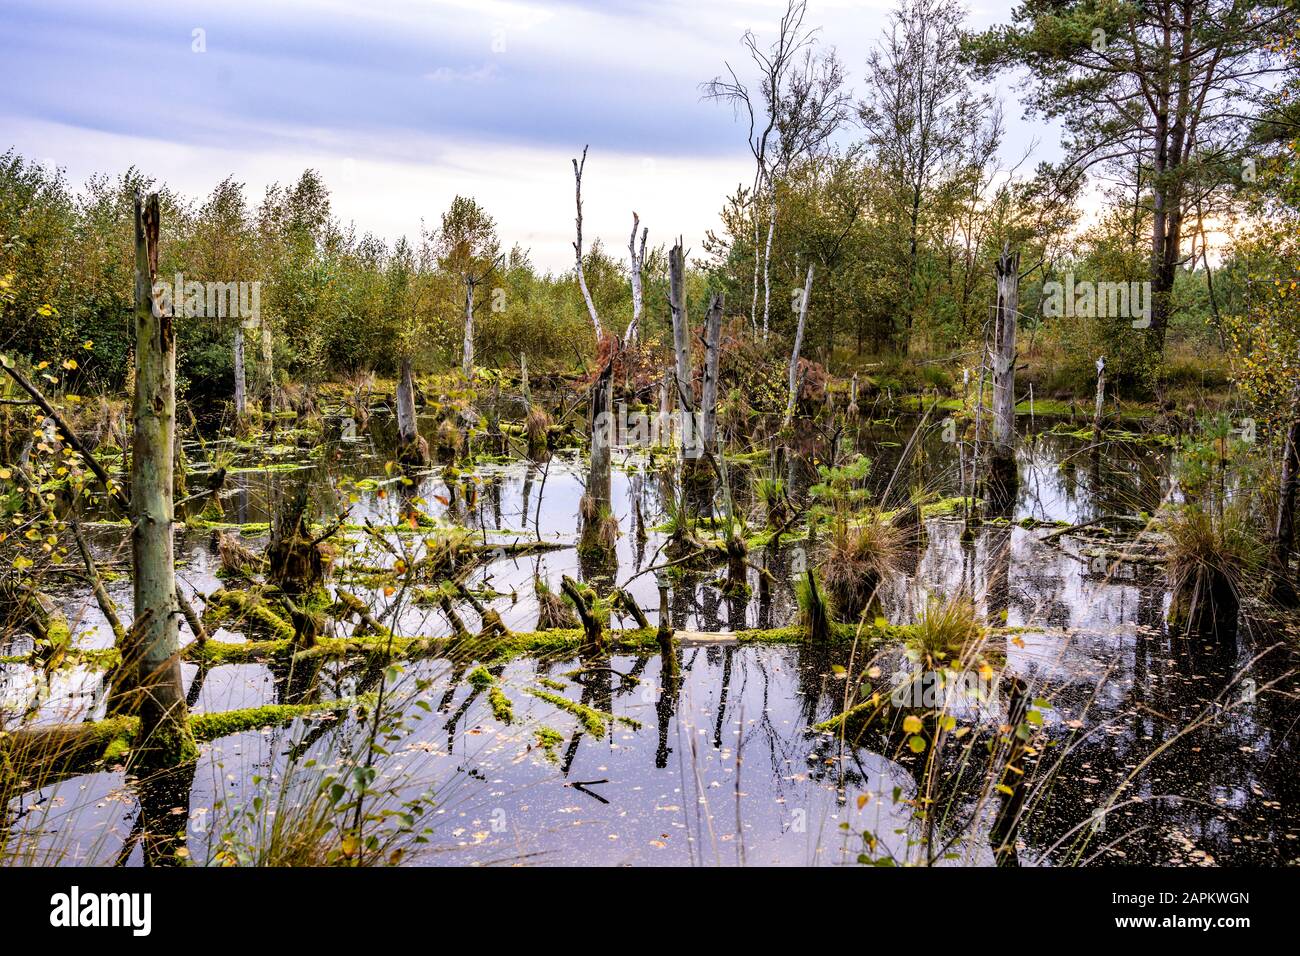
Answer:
911;594;985;668
795;569;834;642
534;576;579;630
1162;503;1264;636
819;512;901;620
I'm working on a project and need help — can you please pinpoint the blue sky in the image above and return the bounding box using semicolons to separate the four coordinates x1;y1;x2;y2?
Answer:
0;0;1046;271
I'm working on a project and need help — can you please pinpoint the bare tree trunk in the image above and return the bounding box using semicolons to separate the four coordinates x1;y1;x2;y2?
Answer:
259;319;274;415
1268;390;1300;605
461;281;475;378
572;145;603;341
624;212;648;345
784;263;814;428
1093;356;1107;445
659;373;673;446
762;184;776;339
701;293;724;451
233;322;247;425
124;191;195;766
579;357;615;567
989;245;1019;503
751;177;763;334
669;240;695;452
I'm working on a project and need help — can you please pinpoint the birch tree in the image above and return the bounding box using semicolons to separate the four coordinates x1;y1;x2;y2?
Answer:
704;0;848;338
436;195;502;378
860;0;1000;343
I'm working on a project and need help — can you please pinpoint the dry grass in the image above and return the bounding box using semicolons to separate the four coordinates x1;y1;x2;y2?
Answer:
819;512;901;620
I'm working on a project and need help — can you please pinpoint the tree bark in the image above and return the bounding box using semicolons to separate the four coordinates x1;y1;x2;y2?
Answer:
124;191;195;766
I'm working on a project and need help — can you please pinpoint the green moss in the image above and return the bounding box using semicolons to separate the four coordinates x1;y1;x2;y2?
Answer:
920;496;977;519
189;698;361;741
467;665;494;690
524;688;641;737
533;726;563;763
487;686;513;725
535;676;567;691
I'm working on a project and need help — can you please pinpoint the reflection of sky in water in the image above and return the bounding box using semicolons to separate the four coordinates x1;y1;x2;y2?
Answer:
4;417;1296;866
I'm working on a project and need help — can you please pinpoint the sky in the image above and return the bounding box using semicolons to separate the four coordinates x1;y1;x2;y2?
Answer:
0;0;1050;273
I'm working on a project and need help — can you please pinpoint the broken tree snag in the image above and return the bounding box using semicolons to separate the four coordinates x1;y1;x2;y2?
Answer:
1092;356;1106;447
461;275;476;378
1267;395;1300;605
784;263;814;429
521;353;551;461
124;191;195;767
655;571;678;679
612;587;650;630
988;245;1020;508
572;145;603;341
233;320;248;431
267;478;332;599
669;240;695;447
395;354;429;466
561;575;605;651
579;355;617;569
700;292;724;452
624;212;648;345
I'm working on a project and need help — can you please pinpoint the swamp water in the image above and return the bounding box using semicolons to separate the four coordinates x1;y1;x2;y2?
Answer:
3;411;1297;866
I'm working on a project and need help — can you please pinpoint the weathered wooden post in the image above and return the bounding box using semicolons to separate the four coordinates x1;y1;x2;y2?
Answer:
784;263;814;429
988;245;1020;506
125;191;196;766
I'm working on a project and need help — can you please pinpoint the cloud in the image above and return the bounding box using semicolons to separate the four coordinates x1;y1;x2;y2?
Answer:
0;0;1059;271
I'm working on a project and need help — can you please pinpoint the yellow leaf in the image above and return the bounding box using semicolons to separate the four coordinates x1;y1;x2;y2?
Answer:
902;715;923;734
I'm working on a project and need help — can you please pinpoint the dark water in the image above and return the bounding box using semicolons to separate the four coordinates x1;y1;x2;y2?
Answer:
3;411;1297;866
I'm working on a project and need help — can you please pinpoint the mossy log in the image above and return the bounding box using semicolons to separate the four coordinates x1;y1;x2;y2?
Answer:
1;697;366;789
